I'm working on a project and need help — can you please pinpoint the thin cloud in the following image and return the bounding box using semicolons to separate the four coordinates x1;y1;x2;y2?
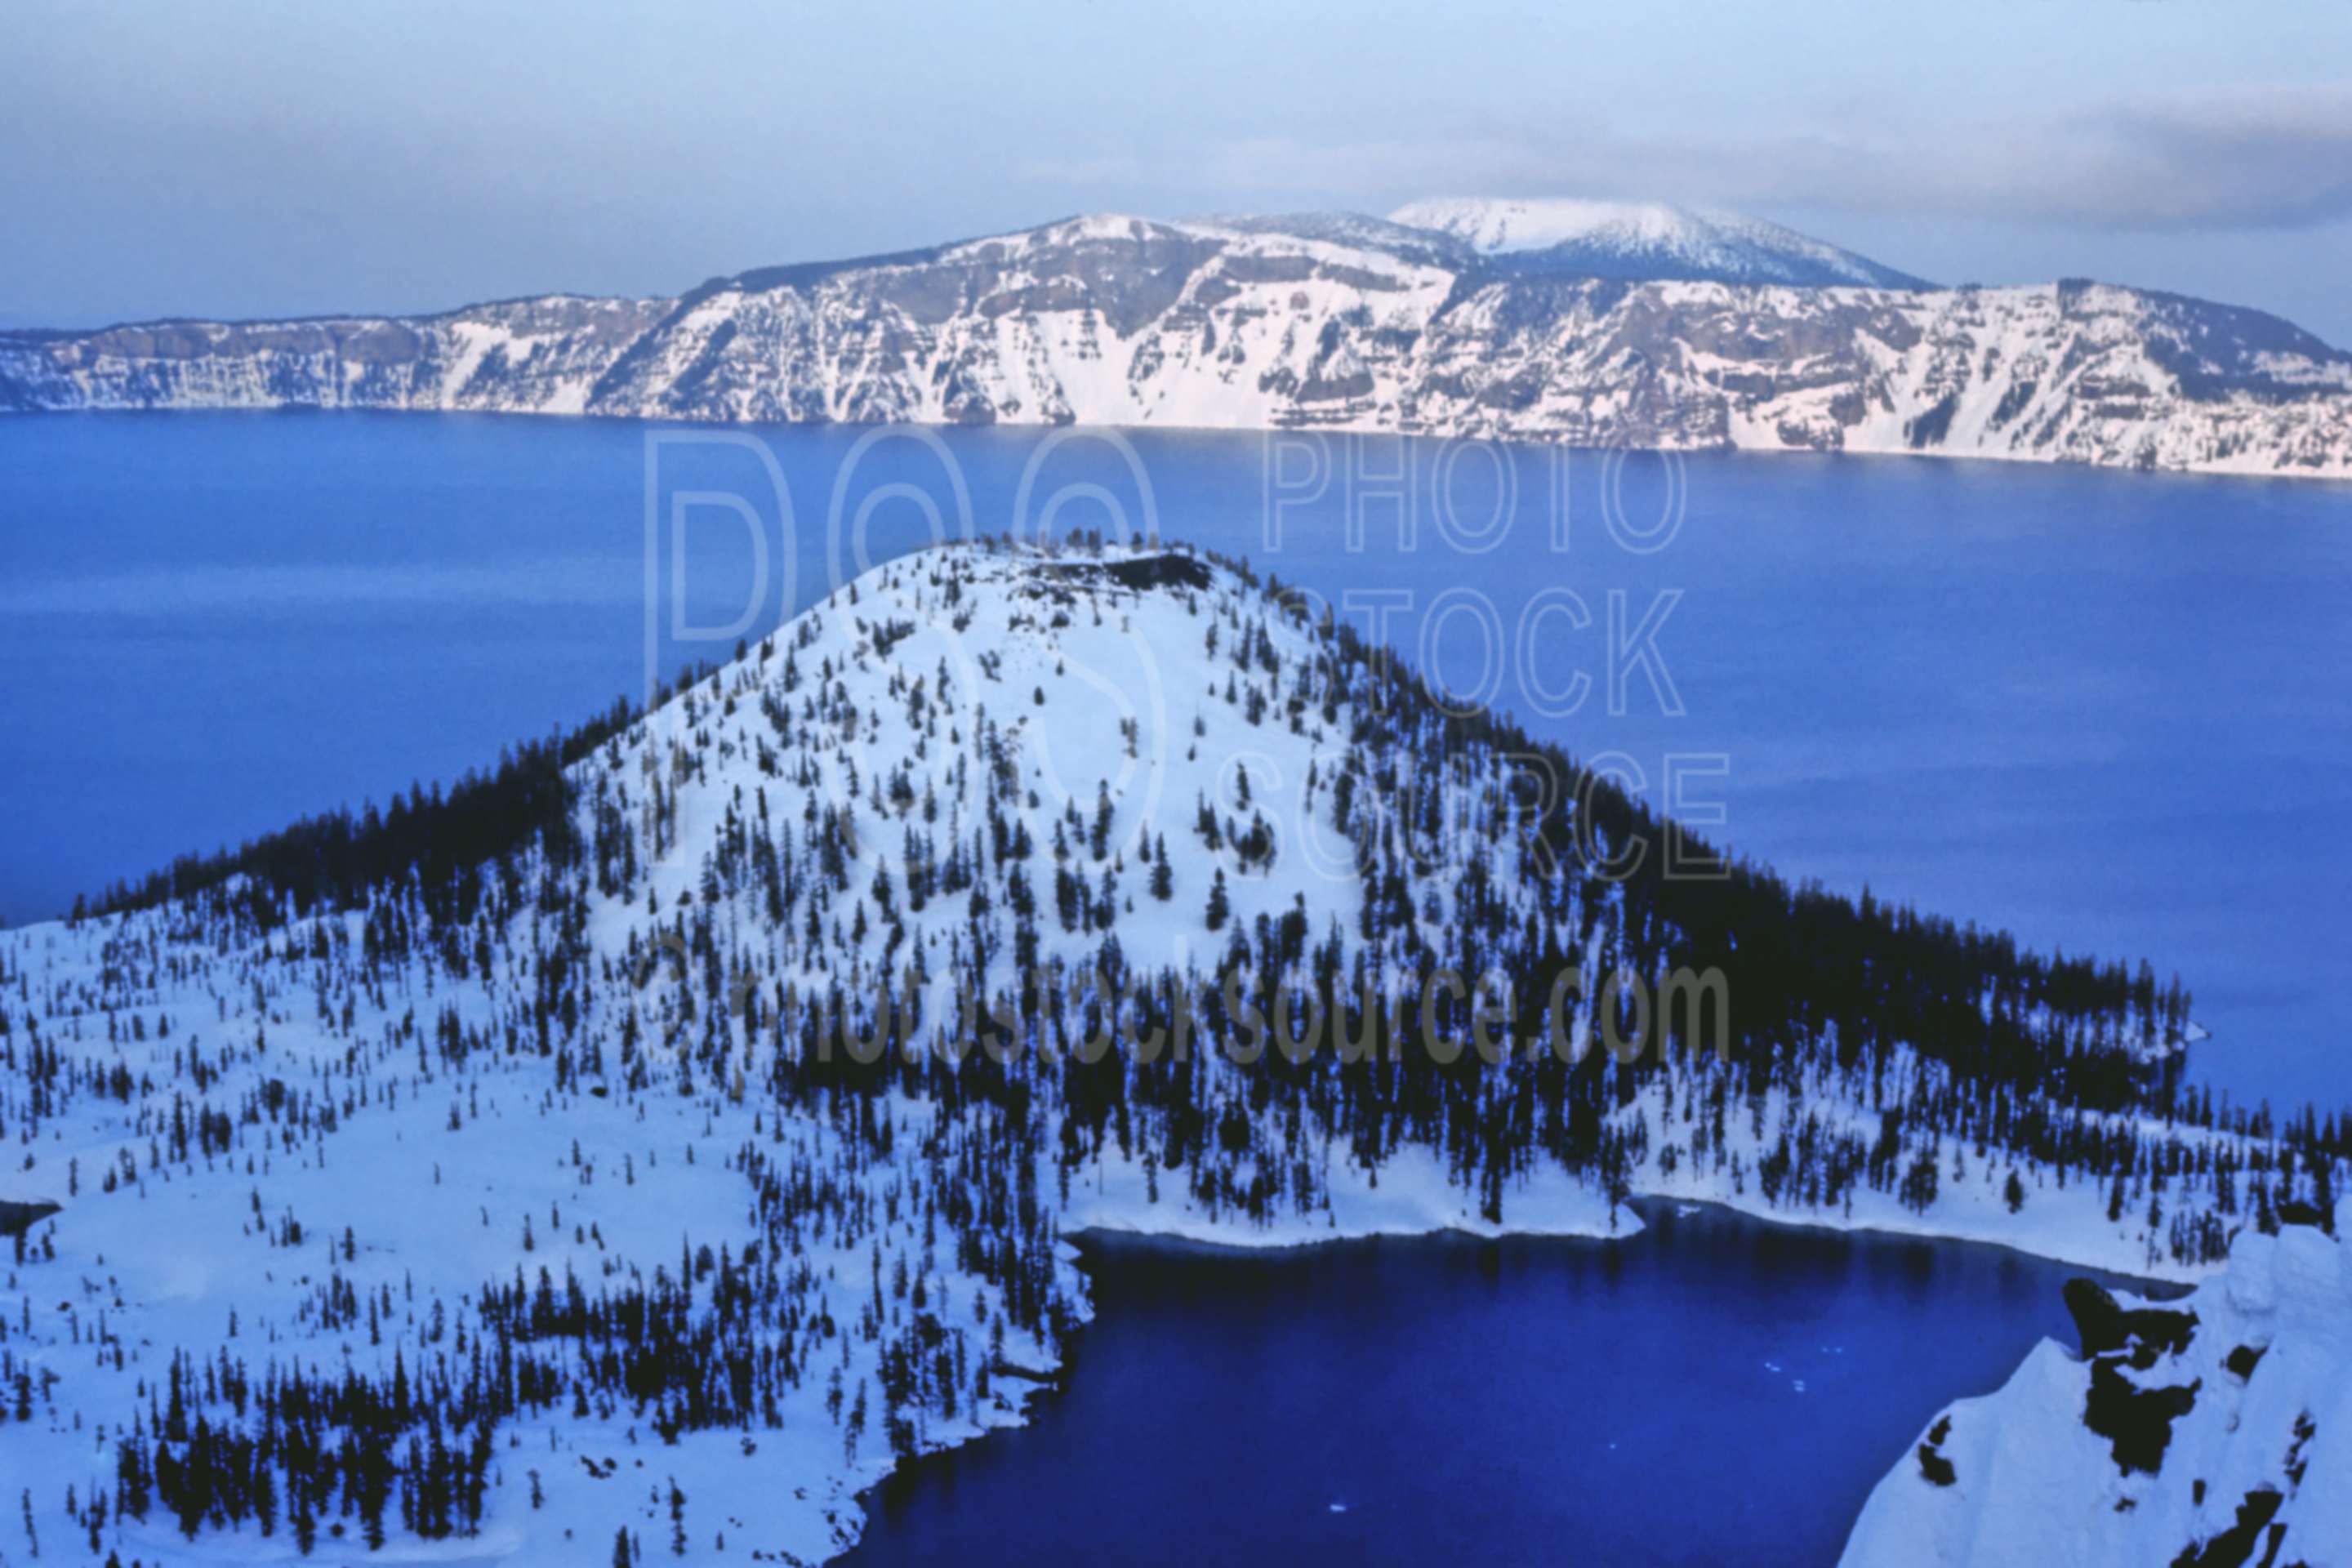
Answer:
1189;85;2352;233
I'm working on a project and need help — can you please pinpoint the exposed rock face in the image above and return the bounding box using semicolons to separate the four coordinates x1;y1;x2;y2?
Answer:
4;213;2350;478
2064;1277;2200;1362
1841;1211;2351;1567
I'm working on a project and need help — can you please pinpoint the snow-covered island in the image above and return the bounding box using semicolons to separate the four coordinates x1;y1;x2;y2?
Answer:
0;538;2341;1562
6;200;2351;479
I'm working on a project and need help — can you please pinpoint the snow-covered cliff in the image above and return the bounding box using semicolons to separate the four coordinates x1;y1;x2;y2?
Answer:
6;208;2348;479
1842;1209;2349;1568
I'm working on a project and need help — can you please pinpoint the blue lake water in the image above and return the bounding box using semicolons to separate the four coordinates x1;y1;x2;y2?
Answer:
4;412;2345;1113
845;1207;2167;1568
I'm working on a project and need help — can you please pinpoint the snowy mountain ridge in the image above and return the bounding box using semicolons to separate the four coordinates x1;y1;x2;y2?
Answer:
0;538;2340;1564
1386;196;1933;288
5;209;2350;478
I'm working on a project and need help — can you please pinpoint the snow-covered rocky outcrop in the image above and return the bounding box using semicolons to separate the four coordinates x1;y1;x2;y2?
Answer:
5;208;2350;478
0;539;2339;1563
1842;1207;2350;1568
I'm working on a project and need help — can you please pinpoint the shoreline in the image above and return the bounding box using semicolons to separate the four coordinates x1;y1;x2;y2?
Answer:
1062;1192;2190;1293
833;1187;2178;1564
7;403;2352;485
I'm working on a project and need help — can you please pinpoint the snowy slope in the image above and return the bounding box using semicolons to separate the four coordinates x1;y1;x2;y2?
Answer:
0;540;2339;1565
1387;197;1933;288
4;212;2349;479
1841;1209;2350;1568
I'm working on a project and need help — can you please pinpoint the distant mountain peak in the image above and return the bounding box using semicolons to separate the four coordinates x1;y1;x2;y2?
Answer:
1387;196;1932;290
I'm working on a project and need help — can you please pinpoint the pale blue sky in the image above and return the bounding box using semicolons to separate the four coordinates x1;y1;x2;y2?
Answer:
7;0;2351;341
